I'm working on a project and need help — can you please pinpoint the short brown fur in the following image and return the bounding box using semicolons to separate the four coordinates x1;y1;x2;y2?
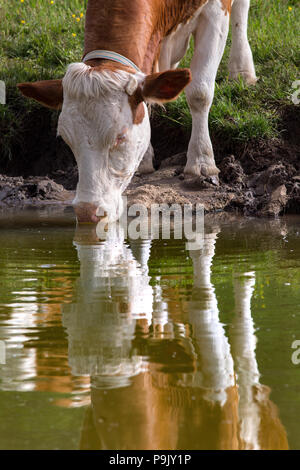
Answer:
84;1;208;75
221;0;232;15
19;1;212;119
17;80;63;110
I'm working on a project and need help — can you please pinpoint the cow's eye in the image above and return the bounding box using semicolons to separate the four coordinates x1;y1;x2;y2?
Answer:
115;133;127;145
114;127;128;147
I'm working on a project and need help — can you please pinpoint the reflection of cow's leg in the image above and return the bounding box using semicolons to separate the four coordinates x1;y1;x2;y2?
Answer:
184;1;230;179
138;143;155;174
188;232;235;404
229;0;257;85
131;238;173;338
231;272;259;388
152;284;170;337
230;272;261;449
128;239;154;325
129;239;152;276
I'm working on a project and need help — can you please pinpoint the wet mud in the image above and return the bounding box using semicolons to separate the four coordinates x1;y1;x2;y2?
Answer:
0;106;299;217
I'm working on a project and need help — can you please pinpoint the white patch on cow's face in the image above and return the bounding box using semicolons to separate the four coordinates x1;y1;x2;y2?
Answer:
57;63;150;222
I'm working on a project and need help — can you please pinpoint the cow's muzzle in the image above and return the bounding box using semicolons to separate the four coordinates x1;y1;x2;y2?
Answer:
74;202;107;224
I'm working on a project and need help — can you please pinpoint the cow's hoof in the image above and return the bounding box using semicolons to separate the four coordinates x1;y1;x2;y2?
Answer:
138;167;155;175
229;71;258;85
137;162;155;175
184;162;220;179
181;174;219;189
207;174;220;186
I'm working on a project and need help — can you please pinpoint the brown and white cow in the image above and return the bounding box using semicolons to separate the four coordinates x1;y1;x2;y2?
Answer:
18;0;257;223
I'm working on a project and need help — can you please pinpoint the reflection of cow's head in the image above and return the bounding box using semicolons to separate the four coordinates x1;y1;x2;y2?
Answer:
62;223;154;393
18;64;191;223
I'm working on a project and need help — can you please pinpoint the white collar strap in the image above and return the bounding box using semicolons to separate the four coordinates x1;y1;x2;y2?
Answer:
82;50;141;73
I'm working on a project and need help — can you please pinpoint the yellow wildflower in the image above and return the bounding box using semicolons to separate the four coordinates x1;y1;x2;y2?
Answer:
288;6;292;11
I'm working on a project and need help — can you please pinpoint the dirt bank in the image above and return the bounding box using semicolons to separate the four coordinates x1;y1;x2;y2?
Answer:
127;149;299;217
1;152;299;217
0;105;299;217
0;175;72;206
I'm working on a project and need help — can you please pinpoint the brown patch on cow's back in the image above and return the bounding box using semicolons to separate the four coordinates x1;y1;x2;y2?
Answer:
83;1;209;75
143;30;162;74
221;0;232;15
148;1;208;72
84;0;155;72
157;0;208;36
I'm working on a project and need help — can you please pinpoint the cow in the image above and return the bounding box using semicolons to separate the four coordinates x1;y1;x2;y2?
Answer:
18;0;257;223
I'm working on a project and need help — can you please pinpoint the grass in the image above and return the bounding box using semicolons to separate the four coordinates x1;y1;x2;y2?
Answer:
0;0;299;162
167;0;299;142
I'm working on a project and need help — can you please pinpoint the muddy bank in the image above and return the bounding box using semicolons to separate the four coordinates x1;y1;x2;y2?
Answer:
126;150;299;217
0;105;299;217
1;149;299;217
0;175;72;206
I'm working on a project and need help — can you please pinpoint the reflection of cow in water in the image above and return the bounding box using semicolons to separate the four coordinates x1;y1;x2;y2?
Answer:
62;224;288;450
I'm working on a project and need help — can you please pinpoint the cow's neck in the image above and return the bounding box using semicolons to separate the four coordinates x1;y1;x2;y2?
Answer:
83;0;208;74
84;0;155;73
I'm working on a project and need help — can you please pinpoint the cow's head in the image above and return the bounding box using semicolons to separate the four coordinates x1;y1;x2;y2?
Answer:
18;63;191;223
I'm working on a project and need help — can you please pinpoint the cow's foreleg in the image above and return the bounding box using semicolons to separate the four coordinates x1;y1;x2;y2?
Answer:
184;1;230;178
229;0;257;85
137;143;155;174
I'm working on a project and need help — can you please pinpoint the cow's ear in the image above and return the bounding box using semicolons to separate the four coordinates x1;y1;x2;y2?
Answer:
141;69;192;104
17;79;63;110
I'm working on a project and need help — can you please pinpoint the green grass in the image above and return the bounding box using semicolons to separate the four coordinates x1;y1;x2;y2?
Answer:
0;0;88;160
0;0;299;161
167;0;300;142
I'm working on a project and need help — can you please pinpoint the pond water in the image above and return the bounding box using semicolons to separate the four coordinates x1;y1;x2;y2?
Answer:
0;207;299;450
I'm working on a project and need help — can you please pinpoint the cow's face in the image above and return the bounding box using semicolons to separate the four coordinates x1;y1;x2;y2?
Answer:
18;63;191;223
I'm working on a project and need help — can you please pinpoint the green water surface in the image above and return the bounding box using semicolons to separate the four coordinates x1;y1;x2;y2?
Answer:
0;208;299;450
